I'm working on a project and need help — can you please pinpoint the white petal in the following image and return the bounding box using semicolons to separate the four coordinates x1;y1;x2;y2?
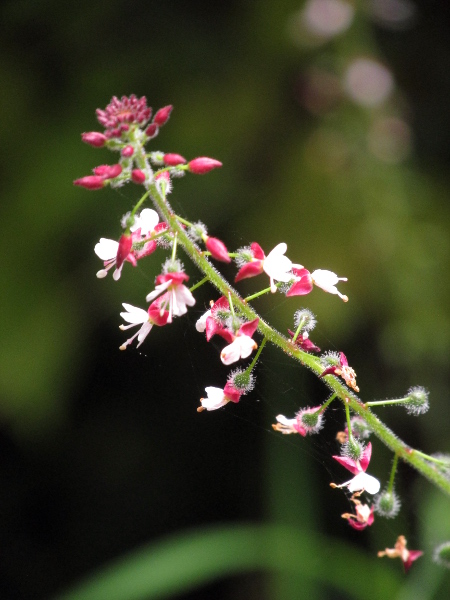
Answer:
201;387;229;411
146;280;171;302
346;472;380;495
196;309;211;332
136;322;153;346
120;303;149;324
236;335;257;360
264;244;293;281
95;238;119;260
220;339;241;365
132;208;159;235
172;286;196;316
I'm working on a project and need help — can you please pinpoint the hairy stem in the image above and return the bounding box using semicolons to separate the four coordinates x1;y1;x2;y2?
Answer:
147;182;450;498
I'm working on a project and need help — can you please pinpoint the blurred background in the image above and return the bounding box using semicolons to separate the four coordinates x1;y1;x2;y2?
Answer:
0;0;449;598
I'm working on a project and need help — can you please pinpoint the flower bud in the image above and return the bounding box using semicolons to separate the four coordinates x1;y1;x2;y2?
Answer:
205;236;231;263
121;145;134;158
131;169;146;184
81;132;107;147
116;234;132;270
145;123;159;138
374;489;401;518
73;175;105;190
434;542;450;569
230;368;255;394
163;153;186;166
93;164;122;179
153;105;173;126
343;438;364;462
188;157;223;174
405;386;429;415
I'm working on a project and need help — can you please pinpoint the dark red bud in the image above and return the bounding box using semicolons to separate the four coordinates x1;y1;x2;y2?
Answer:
81;132;107;147
73;175;105;190
153;105;173;126
116;234;133;269
131;169;146;184
163;153;186;166
121;145;134;158
145;123;159;138
205;236;231;263
188;157;222;174
93;164;122;179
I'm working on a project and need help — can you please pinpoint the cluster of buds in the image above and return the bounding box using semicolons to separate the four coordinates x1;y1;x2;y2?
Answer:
75;96;436;573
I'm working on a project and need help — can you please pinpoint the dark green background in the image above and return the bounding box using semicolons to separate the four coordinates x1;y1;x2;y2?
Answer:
0;1;449;598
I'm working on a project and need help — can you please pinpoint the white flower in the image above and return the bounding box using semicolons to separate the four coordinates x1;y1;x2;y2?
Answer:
311;269;348;302
272;414;298;434
146;275;195;323
119;303;152;350
263;243;293;293
220;335;257;365
200;387;230;411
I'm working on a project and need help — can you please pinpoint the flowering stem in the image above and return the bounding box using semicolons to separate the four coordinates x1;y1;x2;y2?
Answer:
412;450;448;466
317;393;337;414
365;398;408;408
146;181;450;498
130;190;151;218
387;453;399;494
171;232;178;262
246;337;267;373
344;399;354;444
244;283;282;302
189;276;209;293
174;215;194;228
292;315;308;343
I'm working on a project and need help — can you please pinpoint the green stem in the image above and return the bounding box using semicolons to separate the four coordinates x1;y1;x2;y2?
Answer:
246;337;267;373
292;316;307;344
146;181;450;498
130;190;151;218
344;399;354;444
244;284;281;302
190;276;209;293
365;398;407;408
174;215;195;228
413;450;449;466
387;453;399;494
317;393;337;414
171;232;178;261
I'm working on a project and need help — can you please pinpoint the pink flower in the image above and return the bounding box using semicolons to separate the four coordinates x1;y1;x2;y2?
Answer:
146;272;195;323
195;296;230;340
311;269;348;302
272;406;324;436
378;536;423;573
331;442;380;494
320;351;359;392
341;494;375;530
94;209;160;279
119;296;170;350
220;318;259;365
286;267;313;297
235;242;294;292
96;95;153;138
198;381;243;412
188;157;222;174
287;329;320;353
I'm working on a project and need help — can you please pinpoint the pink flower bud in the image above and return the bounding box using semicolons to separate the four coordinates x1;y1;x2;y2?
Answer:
188;157;222;174
205;236;231;263
121;145;134;158
153;105;173;126
131;169;146;184
163;153;186;166
93;164;122;179
116;234;132;270
145;123;158;138
81;132;107;147
73;175;105;190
